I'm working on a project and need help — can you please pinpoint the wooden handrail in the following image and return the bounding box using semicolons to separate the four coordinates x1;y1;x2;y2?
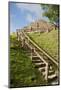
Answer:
22;31;58;67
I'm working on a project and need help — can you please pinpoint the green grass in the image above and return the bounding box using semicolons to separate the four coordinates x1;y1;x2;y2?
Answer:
28;30;58;61
10;34;47;88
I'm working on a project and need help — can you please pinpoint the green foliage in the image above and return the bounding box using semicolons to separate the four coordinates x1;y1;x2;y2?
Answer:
41;4;59;23
28;30;58;61
10;34;46;88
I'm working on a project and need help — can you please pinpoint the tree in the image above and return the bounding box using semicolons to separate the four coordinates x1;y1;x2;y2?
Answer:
41;4;59;24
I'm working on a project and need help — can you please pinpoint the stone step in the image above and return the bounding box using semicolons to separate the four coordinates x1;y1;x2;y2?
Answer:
32;56;40;60
48;73;57;79
38;67;45;72
32;58;43;62
32;60;43;63
48;70;55;76
35;63;46;68
35;62;44;65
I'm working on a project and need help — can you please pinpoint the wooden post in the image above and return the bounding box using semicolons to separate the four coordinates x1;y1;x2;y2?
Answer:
31;48;35;60
22;37;25;47
44;63;48;81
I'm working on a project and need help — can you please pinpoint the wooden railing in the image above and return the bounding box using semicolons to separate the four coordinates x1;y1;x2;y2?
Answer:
16;30;58;82
22;31;58;67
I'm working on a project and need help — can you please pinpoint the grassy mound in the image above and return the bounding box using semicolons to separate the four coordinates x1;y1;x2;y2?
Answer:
10;34;46;88
28;30;58;61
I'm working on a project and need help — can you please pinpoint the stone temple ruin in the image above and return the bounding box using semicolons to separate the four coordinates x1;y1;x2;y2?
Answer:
23;20;57;33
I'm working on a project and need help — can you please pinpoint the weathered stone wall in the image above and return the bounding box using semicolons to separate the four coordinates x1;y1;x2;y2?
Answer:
23;20;55;32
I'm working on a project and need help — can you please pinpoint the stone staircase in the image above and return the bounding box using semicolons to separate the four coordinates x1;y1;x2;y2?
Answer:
31;51;58;84
17;30;58;85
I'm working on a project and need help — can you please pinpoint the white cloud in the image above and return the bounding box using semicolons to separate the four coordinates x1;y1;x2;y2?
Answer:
15;3;44;20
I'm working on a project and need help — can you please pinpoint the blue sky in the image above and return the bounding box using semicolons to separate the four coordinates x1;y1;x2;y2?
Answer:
9;2;49;32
